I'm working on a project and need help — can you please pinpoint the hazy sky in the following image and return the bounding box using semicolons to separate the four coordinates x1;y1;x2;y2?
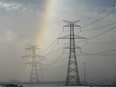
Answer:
0;0;116;83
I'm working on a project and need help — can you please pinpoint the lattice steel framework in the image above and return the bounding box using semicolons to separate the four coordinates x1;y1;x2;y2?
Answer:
58;20;87;85
23;45;43;83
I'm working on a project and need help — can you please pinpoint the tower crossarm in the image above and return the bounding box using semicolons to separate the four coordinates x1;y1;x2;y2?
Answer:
58;34;87;39
63;20;80;24
63;24;81;28
25;61;42;65
64;45;81;49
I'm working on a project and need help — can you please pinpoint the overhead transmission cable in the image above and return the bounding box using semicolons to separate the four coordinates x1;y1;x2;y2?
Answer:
51;45;90;70
43;53;65;70
81;6;116;29
97;49;116;55
80;49;116;56
42;31;64;52
80;44;116;56
49;62;67;71
52;44;68;53
78;27;116;56
74;25;114;43
44;43;87;70
82;22;116;32
41;21;116;70
88;40;116;44
43;31;64;58
87;26;116;40
44;43;58;58
42;2;116;71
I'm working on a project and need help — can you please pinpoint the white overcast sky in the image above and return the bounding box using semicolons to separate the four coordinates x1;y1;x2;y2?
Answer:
0;0;116;83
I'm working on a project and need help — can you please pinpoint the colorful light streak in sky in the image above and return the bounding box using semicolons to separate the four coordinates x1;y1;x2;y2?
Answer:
34;0;54;47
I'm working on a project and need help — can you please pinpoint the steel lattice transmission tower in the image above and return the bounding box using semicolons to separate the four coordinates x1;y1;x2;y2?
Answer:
22;45;43;83
58;20;87;85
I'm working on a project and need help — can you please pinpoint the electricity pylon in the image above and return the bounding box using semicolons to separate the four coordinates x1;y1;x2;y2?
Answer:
22;45;43;83
58;20;87;85
84;62;87;84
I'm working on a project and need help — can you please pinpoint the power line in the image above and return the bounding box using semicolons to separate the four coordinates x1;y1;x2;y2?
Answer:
51;43;87;68
42;33;87;71
88;40;116;44
80;48;116;56
43;23;116;67
88;26;116;40
97;2;116;14
43;53;65;70
102;54;116;56
52;44;68;53
43;42;87;71
49;62;67;71
42;17;116;60
42;31;64;59
50;52;89;71
81;8;116;29
79;42;116;56
97;49;116;55
44;44;68;57
42;31;64;52
80;53;103;56
80;53;116;56
42;39;86;70
82;22;116;32
44;43;58;58
78;41;116;56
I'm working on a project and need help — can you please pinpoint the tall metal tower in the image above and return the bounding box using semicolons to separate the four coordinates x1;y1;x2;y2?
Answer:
58;20;87;85
23;45;43;83
84;62;87;84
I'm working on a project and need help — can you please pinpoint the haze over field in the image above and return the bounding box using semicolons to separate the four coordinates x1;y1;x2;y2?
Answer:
0;0;116;83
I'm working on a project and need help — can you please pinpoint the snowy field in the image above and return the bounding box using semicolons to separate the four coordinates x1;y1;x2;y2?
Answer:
1;83;116;87
15;85;116;87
